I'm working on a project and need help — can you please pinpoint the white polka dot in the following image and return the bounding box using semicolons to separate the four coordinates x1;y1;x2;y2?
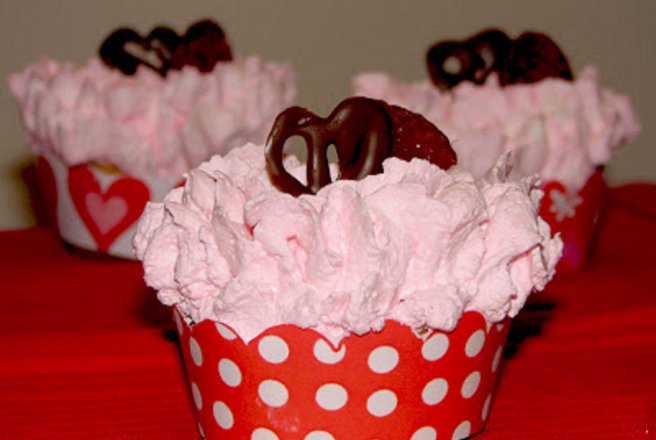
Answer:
315;383;348;411
198;422;205;439
492;346;503;372
422;378;448;405
191;382;203;410
465;329;486;358
258;380;289;407
422;333;449;361
313;339;346;364
258;336;289;364
482;393;492;420
411;426;437;440
461;371;481;399
174;312;184;335
252;427;279;440
219;358;242;387
366;389;398;417
452;420;471;440
304;431;335;440
190;337;203;367
496;323;505;332
368;345;399;374
216;323;237;340
213;401;234;429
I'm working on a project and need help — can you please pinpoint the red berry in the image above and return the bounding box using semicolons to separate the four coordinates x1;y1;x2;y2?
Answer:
498;32;573;86
383;103;457;170
169;19;232;73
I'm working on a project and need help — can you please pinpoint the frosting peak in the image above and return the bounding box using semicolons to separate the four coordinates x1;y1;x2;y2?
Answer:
352;66;640;191
9;55;296;178
134;144;562;343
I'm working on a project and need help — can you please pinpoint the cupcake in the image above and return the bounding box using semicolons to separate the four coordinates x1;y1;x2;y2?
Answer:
9;18;296;258
134;97;562;439
352;29;640;272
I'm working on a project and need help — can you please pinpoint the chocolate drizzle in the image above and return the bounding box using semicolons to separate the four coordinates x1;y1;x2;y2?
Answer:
265;97;392;196
99;19;232;77
427;28;572;90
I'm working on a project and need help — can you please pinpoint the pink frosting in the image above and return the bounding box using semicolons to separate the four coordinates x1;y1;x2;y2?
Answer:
352;67;640;191
133;144;562;343
9;56;296;178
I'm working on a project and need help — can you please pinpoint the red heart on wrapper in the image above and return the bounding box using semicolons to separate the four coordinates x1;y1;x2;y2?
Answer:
68;164;150;253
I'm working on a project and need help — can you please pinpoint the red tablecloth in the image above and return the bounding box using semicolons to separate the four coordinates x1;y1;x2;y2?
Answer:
1;184;655;439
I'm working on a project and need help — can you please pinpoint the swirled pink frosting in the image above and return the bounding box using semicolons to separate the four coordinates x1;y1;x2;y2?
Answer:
352;67;640;191
9;56;296;178
133;144;562;343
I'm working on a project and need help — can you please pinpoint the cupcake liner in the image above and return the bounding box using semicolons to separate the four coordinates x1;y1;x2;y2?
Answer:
37;150;178;259
175;309;509;440
539;169;607;273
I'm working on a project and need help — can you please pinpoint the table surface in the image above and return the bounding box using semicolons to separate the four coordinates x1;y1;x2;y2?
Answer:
1;184;655;439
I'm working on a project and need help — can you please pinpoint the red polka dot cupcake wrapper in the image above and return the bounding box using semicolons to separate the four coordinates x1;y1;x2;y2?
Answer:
175;309;510;440
539;168;607;273
35;150;177;259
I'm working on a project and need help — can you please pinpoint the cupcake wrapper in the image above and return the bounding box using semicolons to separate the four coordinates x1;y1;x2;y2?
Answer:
36;150;177;259
175;309;509;440
540;169;607;273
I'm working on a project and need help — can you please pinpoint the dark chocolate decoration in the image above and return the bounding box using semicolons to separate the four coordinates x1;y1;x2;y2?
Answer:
99;27;180;76
427;41;480;91
265;97;392;196
148;27;183;63
427;28;573;90
427;28;513;90
99;19;231;77
467;29;513;83
498;32;573;86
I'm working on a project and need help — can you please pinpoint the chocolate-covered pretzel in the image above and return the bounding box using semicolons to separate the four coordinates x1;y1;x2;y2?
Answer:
265;97;392;196
427;28;573;90
467;29;513;83
427;28;511;90
427;41;480;91
99;27;181;76
99;19;231;77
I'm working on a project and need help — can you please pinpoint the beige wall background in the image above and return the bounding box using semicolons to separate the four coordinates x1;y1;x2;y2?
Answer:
1;0;653;228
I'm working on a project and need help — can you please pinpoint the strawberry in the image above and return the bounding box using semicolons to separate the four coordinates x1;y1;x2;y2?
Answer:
498;32;573;86
169;19;232;73
383;103;457;170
